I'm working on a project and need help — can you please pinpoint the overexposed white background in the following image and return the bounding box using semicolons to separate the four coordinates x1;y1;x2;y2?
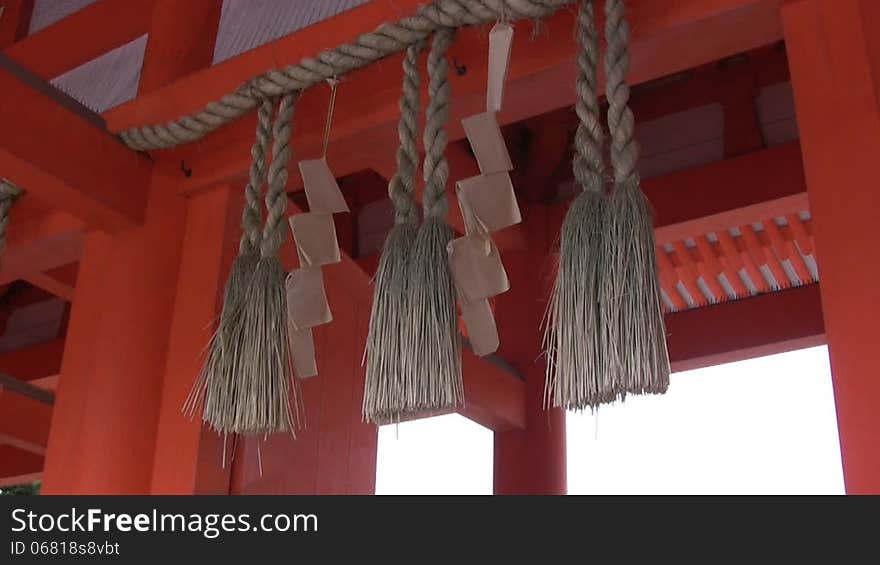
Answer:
376;346;844;495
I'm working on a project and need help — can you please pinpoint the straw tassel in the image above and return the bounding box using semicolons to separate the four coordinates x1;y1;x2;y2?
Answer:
363;42;425;425
603;0;670;396
405;28;463;416
185;94;273;432
227;92;302;435
544;0;609;409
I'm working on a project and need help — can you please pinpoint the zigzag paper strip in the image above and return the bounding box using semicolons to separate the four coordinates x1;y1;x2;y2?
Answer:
447;23;518;356
286;159;349;377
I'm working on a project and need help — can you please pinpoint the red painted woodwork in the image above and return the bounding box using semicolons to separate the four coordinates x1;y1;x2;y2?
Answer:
103;0;785;196
41;3;220;494
461;351;526;432
0;0;33;49
139;0;223;94
149;185;240;494
0;445;43;487
782;0;880;494
0;389;52;455
3;0;154;79
493;207;566;495
22;262;78;301
0;65;151;232
666;284;825;372
40;172;188;494
22;271;74;300
0;210;83;285
645;142;805;230
229;252;379;495
0;337;62;381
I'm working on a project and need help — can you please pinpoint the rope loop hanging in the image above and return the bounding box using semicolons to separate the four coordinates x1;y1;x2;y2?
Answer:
118;1;576;152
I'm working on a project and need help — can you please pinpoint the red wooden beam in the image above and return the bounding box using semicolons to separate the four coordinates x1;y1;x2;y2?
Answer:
3;0;155;79
140;0;222;94
0;60;152;232
0;389;53;454
0;0;34;49
461;353;525;432
0;337;63;381
22;262;78;301
647;142;806;230
0;445;43;487
0;210;84;285
666;284;825;373
104;0;784;195
22;271;74;300
548;143;810;254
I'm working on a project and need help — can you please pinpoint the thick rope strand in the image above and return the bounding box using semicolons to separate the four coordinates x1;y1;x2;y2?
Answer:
364;42;426;424
241;95;273;254
604;0;637;185
389;42;425;227
119;0;575;152
422;28;454;220
604;0;670;398
225;93;301;435
405;28;463;416
185;95;276;430
572;0;604;195
544;0;608;410
262;93;296;259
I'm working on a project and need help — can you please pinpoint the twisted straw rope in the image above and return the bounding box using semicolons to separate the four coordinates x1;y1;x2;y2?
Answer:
389;42;425;226
240;95;273;256
422;27;455;219
262;93;296;258
118;0;574;152
543;0;605;410
604;0;638;183
572;0;603;194
604;0;670;396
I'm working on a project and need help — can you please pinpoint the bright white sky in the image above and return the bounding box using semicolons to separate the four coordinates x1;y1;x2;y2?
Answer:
375;346;845;495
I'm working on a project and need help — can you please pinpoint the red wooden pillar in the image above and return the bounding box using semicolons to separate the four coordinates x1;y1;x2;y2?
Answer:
41;1;222;494
493;207;567;494
149;185;241;493
41;173;188;493
782;0;880;493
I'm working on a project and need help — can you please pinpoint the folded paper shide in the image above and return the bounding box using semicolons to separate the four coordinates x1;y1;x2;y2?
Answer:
447;22;520;357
